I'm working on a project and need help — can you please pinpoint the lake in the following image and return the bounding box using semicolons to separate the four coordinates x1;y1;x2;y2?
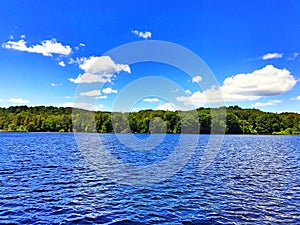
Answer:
0;133;299;224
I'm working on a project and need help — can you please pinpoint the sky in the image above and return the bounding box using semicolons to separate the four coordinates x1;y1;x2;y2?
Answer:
0;0;300;112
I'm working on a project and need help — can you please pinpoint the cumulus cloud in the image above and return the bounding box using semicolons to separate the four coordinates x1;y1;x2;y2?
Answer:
68;73;113;84
262;52;283;60
220;65;296;96
74;43;86;50
79;56;131;74
79;90;101;97
102;87;117;94
192;75;202;83
290;96;300;101
20;34;26;39
59;102;105;111
96;95;108;99
8;98;30;104
2;38;72;56
288;52;299;61
176;89;220;106
59;102;74;107
251;100;282;107
65;96;71;99
58;61;66;67
68;56;131;84
185;89;192;95
177;65;297;107
143;97;159;103
51;83;62;87
68;58;79;65
155;103;180;111
132;30;152;39
96;104;105;110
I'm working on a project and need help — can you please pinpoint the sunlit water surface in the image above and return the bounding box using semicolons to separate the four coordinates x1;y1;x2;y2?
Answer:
0;133;299;224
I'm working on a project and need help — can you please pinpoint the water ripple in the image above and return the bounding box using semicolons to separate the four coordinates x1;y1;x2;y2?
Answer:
0;133;299;224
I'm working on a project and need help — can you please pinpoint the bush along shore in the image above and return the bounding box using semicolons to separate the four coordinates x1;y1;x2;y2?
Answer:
0;105;299;134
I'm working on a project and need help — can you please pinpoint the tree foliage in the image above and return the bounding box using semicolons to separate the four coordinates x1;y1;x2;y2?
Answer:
0;105;299;134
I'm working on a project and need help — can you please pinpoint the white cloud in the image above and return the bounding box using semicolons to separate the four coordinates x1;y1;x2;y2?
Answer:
251;100;282;107
2;38;72;56
177;65;297;106
0;99;4;103
69;56;130;84
51;83;62;87
290;96;300;101
20;34;26;39
68;73;114;84
8;98;30;104
132;30;152;39
68;58;78;64
220;65;296;96
262;52;283;60
59;102;105;111
288;52;299;61
68;57;87;65
185;89;192;95
58;61;66;67
192;75;202;83
96;104;105;110
65;96;71;99
176;89;216;107
96;95;107;99
79;89;101;97
59;102;74;107
143;97;159;103
102;87;118;94
74;43;85;50
79;56;131;74
155;103;180;111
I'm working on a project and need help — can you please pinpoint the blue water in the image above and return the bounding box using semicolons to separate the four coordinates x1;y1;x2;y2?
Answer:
0;133;299;224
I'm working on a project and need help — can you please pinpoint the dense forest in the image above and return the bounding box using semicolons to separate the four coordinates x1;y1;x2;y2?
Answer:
0;105;299;134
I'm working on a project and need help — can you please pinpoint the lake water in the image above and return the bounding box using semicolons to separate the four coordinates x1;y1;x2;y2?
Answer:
0;133;299;224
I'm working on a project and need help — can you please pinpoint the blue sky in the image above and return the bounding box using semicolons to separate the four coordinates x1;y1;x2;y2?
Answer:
0;0;300;112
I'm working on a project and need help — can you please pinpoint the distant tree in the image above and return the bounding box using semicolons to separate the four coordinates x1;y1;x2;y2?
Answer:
0;105;299;134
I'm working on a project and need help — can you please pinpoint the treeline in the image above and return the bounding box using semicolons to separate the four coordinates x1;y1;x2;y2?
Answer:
0;105;299;134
